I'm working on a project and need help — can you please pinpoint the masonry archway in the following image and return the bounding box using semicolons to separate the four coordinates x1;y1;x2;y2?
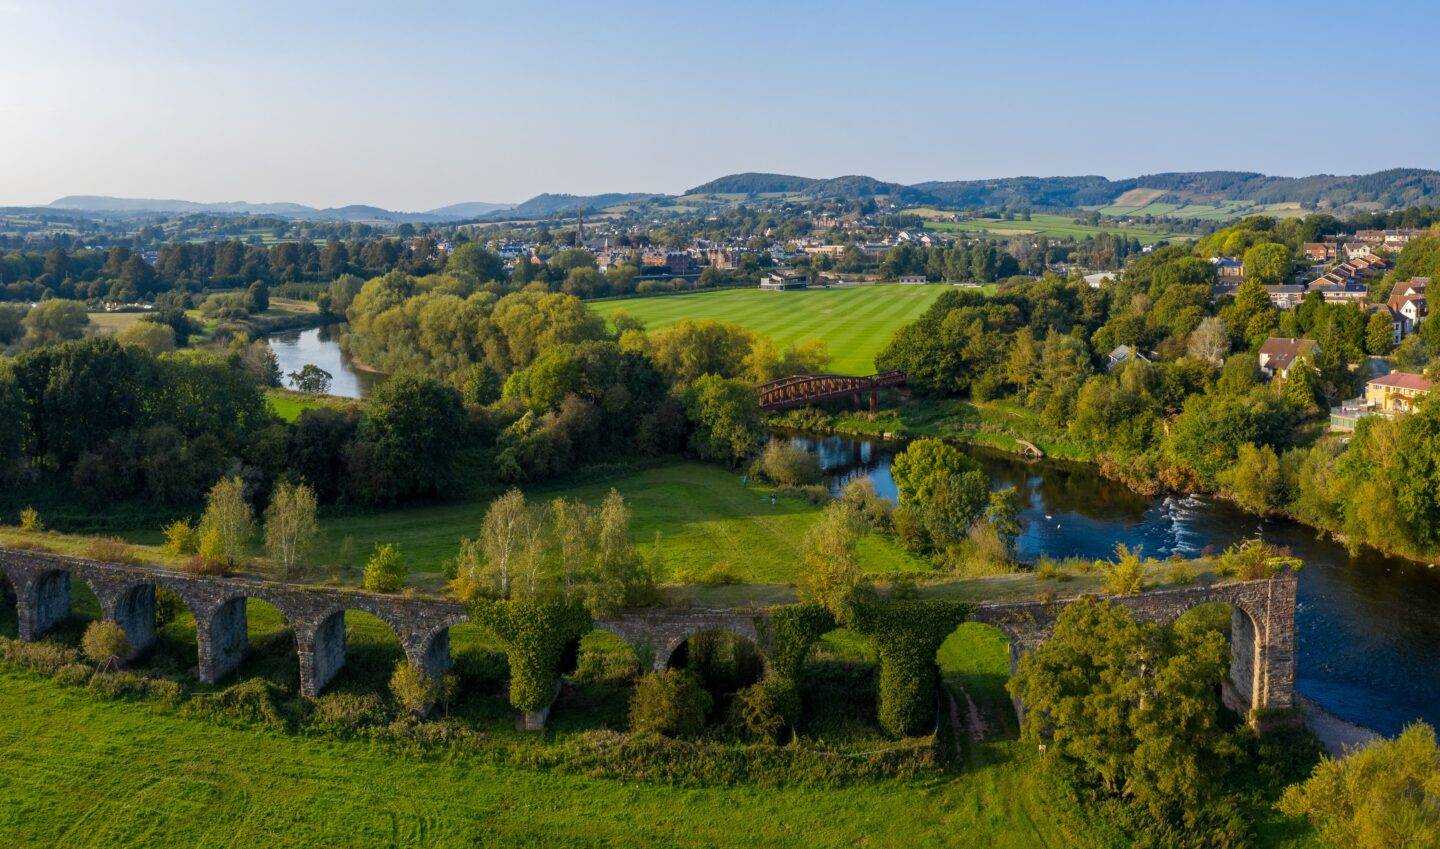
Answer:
936;621;1018;746
667;628;766;711
194;595;297;688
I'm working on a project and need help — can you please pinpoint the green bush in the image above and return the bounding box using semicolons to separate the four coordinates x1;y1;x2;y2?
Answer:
511;729;937;787
629;670;713;738
0;638;80;674
757;440;823;486
389;661;455;716
87;670;181;703
363;543;407;593
183;678;296;730
732;676;801;743
81;620;130;669
162;518;200;556
847;599;971;737
309;692;389;733
471;597;591;714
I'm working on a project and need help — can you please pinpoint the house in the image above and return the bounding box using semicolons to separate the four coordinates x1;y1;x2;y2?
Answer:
1263;284;1306;309
1210;257;1244;279
1310;277;1368;303
1303;242;1337;261
1365;371;1434;415
1342;241;1376;260
1083;271;1117;289
642;251;696;276
1387;277;1429;340
759;270;809;291
1106;345;1149;371
897;275;928;284
1258;337;1320;379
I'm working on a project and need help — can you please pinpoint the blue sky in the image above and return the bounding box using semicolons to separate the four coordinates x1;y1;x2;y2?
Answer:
1;0;1436;209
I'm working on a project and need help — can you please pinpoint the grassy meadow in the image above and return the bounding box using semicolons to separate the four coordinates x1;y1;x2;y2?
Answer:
1090;198;1307;221
590;284;946;375
0;587;1147;849
912;210;1190;244
315;461;928;587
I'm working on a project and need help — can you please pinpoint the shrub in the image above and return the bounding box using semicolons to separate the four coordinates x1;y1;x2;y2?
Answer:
777;484;832;505
758;440;823;486
83;536;139;565
191;525;230;574
839;478;892;531
0;637;80;673
162;519;200;556
732;677;801;743
88;670;180;703
1215;537;1302;581
55;662;93;686
81;620;130;669
363;543;407;593
183;678;295;730
571;641;641;685
18;506;42;532
310;692;389;733
389;661;453;716
1102;544;1146;595
629;670;712;738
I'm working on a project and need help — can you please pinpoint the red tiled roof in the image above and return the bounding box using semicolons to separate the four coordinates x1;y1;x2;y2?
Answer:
1369;372;1435;392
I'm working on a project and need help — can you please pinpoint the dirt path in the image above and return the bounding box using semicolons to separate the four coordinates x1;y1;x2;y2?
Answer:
943;682;988;756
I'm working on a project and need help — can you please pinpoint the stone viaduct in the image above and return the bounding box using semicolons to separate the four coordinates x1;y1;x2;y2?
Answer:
0;547;1295;723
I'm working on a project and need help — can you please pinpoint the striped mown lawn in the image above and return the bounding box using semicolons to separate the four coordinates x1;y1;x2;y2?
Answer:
590;284;947;375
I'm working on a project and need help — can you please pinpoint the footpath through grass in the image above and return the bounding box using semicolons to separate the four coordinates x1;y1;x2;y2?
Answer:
590;284;946;375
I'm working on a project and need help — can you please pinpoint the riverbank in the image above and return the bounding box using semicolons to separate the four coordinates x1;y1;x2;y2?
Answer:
773;396;1440;569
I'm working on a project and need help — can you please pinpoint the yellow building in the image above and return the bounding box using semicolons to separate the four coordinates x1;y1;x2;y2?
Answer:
1364;371;1435;414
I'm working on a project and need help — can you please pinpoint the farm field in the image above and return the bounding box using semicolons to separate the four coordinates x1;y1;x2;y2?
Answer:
591;284;945;375
1090;199;1307;221
920;212;1191;243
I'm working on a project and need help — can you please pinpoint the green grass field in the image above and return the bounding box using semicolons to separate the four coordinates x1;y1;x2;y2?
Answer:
317;462;928;587
590;285;946;375
0;671;1130;849
1090;199;1307;222
919;212;1190;244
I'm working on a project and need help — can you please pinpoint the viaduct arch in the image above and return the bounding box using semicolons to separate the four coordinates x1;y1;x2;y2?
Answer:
0;547;1295;725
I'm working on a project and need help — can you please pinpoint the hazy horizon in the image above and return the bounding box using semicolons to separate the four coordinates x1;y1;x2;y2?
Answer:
3;0;1437;210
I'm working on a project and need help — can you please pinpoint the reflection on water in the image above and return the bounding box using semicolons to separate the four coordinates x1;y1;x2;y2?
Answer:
786;430;1440;735
265;324;380;399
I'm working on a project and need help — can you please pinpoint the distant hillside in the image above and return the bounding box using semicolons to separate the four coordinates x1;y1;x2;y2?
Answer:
914;169;1440;210
47;196;514;223
424;201;516;218
49;196;316;216
495;192;661;219
686;173;818;194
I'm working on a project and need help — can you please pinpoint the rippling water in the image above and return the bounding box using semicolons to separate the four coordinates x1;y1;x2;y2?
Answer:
787;431;1440;735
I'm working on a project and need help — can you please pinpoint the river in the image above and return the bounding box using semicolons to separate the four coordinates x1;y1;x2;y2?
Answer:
267;332;1440;735
792;431;1440;736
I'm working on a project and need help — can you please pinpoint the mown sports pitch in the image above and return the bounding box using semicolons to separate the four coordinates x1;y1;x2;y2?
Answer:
591;284;947;375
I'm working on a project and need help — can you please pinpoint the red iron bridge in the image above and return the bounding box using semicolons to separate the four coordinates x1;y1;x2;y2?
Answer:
757;371;906;412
